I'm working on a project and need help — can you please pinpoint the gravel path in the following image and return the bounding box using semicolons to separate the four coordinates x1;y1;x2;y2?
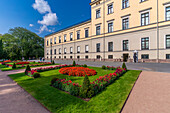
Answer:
122;71;170;113
0;68;52;113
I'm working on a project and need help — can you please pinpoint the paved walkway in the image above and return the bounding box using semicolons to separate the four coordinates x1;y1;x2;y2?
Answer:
0;68;51;113
122;71;170;113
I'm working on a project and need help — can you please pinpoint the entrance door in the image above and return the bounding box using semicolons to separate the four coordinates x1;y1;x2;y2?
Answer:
123;54;129;62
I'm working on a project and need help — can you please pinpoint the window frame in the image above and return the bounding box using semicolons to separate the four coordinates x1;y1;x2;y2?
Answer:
108;22;113;33
123;40;129;51
141;37;149;50
70;33;73;41
96;25;101;35
77;31;80;40
122;0;129;9
166;6;170;21
96;43;100;52
77;46;80;53
122;17;129;30
108;42;113;52
96;9;101;19
85;45;89;53
166;35;170;49
141;12;150;26
108;3;113;14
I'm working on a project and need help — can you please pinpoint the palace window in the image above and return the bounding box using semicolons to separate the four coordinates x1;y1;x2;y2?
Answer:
108;4;113;14
108;55;113;59
96;26;101;35
64;35;67;42
166;54;170;59
77;31;80;40
85;29;89;38
96;9;101;19
47;40;49;46
122;0;129;9
141;37;149;50
54;37;56;44
122;18;129;30
59;48;61;54
59;36;61;43
70;47;73;54
141;12;149;26
108;42;113;52
54;49;56;55
77;46;80;53
70;33;73;41
85;55;89;59
166;6;170;21
70;56;73;59
141;54;149;59
96;43;100;52
64;48;67;54
108;22;113;33
85;45;89;53
50;38;52;44
96;55;101;59
123;40;129;51
166;35;170;49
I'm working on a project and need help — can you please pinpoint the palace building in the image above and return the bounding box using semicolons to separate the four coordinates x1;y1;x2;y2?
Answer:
44;0;170;63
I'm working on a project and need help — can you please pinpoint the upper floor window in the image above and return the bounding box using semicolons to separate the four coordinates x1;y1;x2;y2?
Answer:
96;26;101;35
141;12;149;26
47;50;48;55
141;37;149;50
96;9;101;19
108;42;113;52
47;40;49;46
70;47;73;54
59;36;61;43
54;37;56;44
122;0;129;9
77;31;80;40
54;49;56;55
122;18;129;30
64;48;67;54
140;0;147;2
166;35;170;49
50;38;52;44
59;48;61;54
64;35;67;42
166;6;170;21
77;46;80;53
85;45;89;53
108;4;113;14
70;33;73;41
85;29;89;38
96;43;100;52
123;40;129;51
108;22;113;33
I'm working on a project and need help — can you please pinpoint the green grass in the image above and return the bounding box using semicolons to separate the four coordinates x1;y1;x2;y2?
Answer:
8;67;141;113
0;63;60;71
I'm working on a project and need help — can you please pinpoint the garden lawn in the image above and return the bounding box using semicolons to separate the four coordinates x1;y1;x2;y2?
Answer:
0;63;60;71
8;66;141;113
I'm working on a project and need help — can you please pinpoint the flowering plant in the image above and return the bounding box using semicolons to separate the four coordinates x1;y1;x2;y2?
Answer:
16;62;30;65
4;60;12;63
27;70;37;77
59;67;97;77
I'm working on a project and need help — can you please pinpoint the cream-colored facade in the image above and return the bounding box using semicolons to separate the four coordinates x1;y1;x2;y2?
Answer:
45;0;170;63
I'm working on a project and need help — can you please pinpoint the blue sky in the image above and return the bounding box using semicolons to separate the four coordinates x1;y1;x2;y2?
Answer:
0;0;91;37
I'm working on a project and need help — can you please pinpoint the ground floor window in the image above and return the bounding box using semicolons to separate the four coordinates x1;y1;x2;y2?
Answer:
59;56;61;59
70;56;73;59
141;54;149;59
108;55;113;59
96;55;100;59
85;55;88;59
64;56;66;59
166;54;170;59
54;56;56;59
77;56;80;59
47;56;48;59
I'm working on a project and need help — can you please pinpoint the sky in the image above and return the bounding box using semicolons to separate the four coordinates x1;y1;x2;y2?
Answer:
0;0;91;37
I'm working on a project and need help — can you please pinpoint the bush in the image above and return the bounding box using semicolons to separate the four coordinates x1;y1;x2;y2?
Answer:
83;64;87;67
73;61;76;66
12;63;16;69
51;77;58;85
122;62;127;71
52;60;55;64
25;65;31;75
33;61;35;63
102;65;106;69
33;72;40;78
79;75;94;98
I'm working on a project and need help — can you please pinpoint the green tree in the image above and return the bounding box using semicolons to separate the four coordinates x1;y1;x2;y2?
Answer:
0;39;3;59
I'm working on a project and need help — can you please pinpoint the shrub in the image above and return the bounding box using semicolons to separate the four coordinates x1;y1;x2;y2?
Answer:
83;64;87;67
73;61;76;66
122;62;127;71
51;77;58;85
33;61;35;63
102;65;106;69
12;63;16;69
79;75;94;98
33;72;40;78
52;60;55;65
25;65;31;75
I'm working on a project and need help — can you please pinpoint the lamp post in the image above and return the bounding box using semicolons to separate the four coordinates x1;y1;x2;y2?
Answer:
50;42;52;63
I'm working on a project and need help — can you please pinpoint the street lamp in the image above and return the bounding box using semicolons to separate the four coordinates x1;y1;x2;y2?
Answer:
50;42;52;63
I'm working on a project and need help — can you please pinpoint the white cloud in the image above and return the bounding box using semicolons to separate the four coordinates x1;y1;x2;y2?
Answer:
32;0;58;34
32;0;51;14
29;24;34;27
38;13;58;26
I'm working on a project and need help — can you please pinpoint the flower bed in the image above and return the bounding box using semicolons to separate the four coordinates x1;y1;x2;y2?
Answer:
16;62;30;65
4;60;12;63
59;67;97;77
52;68;127;98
